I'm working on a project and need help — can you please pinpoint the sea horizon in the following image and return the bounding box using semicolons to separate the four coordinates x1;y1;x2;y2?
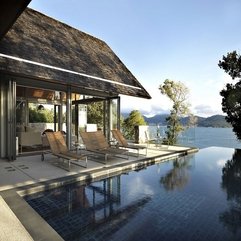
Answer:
148;126;241;149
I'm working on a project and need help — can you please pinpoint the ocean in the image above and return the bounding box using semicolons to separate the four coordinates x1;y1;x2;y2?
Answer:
149;126;241;149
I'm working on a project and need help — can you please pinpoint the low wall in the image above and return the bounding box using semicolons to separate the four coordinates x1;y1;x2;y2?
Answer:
135;125;149;143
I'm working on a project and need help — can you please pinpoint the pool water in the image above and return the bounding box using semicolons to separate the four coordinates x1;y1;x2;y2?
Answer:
25;147;241;241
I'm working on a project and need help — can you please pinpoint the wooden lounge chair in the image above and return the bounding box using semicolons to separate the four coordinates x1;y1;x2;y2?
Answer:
80;131;128;162
45;131;87;171
111;129;147;156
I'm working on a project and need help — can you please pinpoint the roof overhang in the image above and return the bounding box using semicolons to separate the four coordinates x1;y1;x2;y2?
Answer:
0;7;151;100
0;53;151;99
0;0;31;40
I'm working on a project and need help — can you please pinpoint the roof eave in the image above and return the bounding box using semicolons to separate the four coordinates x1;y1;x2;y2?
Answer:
0;0;31;40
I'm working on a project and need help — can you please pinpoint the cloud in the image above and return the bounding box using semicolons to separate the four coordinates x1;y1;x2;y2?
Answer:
127;176;154;198
120;83;173;116
121;72;229;117
194;104;222;117
217;159;226;168
120;95;171;116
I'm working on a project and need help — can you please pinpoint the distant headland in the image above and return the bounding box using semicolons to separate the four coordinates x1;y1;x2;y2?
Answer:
121;113;231;128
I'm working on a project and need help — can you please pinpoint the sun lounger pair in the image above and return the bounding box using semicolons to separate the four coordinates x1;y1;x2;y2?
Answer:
80;131;128;162
111;129;147;156
45;131;87;171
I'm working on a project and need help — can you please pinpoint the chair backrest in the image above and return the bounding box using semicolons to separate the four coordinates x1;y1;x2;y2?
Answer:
112;129;128;147
46;131;69;154
80;131;109;150
80;131;96;150
95;131;109;149
145;130;152;142
54;131;68;153
45;132;60;155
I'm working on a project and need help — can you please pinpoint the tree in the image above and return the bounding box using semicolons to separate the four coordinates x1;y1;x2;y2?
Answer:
220;149;241;233
29;105;54;123
218;51;241;79
188;113;198;127
159;79;191;145
122;110;146;140
160;156;193;191
87;100;120;130
218;51;241;140
87;102;104;128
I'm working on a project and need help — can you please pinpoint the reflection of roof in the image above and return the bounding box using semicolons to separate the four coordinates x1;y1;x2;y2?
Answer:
0;8;151;99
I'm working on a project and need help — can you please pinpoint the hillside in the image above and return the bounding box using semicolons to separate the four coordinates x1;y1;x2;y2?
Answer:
198;115;231;128
122;112;231;128
143;114;169;125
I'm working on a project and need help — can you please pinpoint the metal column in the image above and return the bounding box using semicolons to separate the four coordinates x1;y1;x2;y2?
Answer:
7;80;16;161
0;79;7;158
66;86;72;149
117;96;121;130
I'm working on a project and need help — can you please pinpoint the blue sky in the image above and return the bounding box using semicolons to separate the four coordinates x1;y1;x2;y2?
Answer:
29;0;241;117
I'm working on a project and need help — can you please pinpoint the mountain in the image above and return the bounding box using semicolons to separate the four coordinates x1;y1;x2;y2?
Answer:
122;112;231;128
198;115;231;128
143;114;169;125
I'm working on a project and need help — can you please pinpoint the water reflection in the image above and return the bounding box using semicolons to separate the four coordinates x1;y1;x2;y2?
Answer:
220;149;241;234
26;176;151;241
160;155;194;191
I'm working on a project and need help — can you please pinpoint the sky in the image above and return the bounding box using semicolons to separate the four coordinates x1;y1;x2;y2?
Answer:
29;0;241;117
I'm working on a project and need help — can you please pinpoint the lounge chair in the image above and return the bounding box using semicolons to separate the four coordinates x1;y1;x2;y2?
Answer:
80;131;128;162
111;129;147;156
45;131;87;171
144;130;159;147
144;130;169;149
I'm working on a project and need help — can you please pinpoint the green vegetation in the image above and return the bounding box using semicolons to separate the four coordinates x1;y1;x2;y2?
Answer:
87;102;104;128
159;79;191;145
218;51;241;139
29;105;54;123
122;110;146;139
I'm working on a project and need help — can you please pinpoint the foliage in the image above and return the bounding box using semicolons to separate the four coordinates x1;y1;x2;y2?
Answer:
160;156;193;191
187;113;198;127
159;79;191;145
220;149;241;233
120;115;124;128
87;100;120;129
218;51;241;79
219;51;241;139
122;110;146;139
87;102;104;128
29;105;54;123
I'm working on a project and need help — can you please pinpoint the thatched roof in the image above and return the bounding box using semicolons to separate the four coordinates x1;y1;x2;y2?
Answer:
0;8;151;99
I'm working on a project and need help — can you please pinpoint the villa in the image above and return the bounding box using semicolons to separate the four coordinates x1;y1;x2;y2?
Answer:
0;2;152;161
0;1;211;241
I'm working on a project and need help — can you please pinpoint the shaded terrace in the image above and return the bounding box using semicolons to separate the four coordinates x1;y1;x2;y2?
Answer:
0;7;151;160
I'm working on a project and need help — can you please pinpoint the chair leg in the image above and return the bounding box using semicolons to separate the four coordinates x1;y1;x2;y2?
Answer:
85;156;88;168
41;152;44;161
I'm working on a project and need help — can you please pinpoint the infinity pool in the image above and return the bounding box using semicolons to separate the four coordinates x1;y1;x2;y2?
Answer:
25;147;241;241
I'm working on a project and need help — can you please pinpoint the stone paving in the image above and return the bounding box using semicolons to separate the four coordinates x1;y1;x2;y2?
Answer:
0;144;197;192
